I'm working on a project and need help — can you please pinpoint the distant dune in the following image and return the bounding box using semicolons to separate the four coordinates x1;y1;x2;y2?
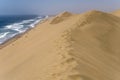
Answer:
50;11;72;24
0;10;120;80
112;10;120;17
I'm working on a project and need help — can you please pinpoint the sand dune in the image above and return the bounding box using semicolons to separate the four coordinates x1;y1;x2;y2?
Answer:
0;10;120;80
50;11;72;24
112;10;120;17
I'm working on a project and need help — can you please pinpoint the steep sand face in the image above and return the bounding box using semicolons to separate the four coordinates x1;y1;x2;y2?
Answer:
112;10;120;17
0;10;120;80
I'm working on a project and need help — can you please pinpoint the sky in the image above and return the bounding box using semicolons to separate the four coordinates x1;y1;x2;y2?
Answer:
0;0;120;15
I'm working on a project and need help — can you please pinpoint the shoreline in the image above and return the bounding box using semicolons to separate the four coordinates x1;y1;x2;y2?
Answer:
0;18;48;49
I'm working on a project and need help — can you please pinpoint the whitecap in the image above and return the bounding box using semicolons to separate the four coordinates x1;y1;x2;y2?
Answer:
0;15;48;44
0;32;9;39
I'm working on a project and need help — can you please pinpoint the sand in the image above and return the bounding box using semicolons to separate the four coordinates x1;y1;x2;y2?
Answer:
50;11;73;24
112;10;120;17
0;10;120;80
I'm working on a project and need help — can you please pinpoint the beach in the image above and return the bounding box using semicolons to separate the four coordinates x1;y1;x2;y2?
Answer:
0;10;120;80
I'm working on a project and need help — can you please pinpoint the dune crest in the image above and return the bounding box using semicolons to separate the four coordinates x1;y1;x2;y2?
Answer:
58;11;72;17
112;10;120;17
52;11;120;80
50;11;72;24
0;10;120;80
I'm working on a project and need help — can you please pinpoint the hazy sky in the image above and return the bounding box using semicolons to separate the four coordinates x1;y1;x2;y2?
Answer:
0;0;120;15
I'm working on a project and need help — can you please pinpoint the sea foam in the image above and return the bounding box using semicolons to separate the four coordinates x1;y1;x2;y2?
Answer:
0;15;48;44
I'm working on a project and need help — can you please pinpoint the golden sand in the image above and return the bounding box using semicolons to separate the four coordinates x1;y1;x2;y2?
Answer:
112;10;120;17
0;10;120;80
50;11;73;24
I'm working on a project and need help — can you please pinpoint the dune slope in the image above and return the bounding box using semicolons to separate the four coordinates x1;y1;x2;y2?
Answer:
112;10;120;17
0;10;120;80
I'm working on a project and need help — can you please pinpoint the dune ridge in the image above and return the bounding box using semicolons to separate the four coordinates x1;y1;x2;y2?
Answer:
52;11;120;80
112;10;120;17
0;10;120;80
50;11;72;24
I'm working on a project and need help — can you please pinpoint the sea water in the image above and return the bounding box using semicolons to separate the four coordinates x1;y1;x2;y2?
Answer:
0;15;48;44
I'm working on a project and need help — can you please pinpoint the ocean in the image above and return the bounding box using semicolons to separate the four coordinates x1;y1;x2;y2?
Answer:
0;15;48;44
